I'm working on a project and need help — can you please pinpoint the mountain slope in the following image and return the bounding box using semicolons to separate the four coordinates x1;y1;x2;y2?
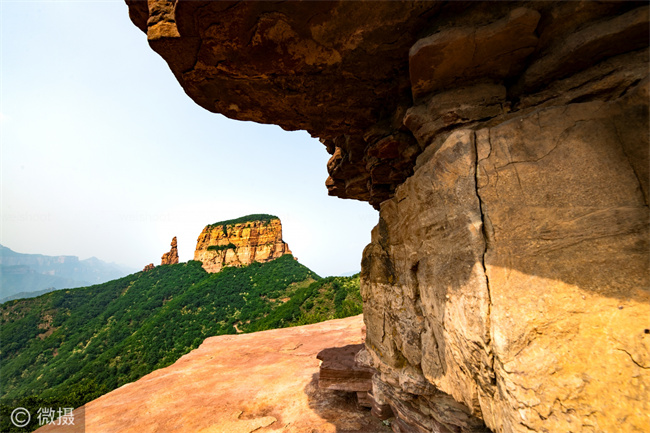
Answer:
0;256;362;432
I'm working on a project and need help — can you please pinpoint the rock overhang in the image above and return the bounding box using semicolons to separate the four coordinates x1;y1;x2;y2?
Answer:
126;1;647;208
126;2;650;433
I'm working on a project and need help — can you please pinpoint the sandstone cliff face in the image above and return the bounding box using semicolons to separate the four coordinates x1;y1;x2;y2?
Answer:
128;3;649;433
362;83;650;433
194;216;292;273
160;236;179;265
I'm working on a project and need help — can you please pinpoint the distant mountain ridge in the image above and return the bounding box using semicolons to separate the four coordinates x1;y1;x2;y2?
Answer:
0;245;135;300
0;287;58;304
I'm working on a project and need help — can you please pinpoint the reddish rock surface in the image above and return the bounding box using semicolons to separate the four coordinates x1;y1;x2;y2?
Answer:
142;263;155;272
126;1;645;208
36;315;389;433
317;344;375;408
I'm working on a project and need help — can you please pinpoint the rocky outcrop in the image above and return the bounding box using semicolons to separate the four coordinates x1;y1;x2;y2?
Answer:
193;215;292;273
128;3;649;433
160;236;179;265
36;315;389;433
142;263;154;272
362;80;650;432
317;343;374;408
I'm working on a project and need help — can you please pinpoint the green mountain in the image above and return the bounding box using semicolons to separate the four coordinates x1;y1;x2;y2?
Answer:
0;256;362;432
0;245;136;300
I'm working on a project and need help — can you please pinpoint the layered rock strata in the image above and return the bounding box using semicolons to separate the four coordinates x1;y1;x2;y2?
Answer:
317;343;375;408
160;236;179;265
194;215;292;273
128;2;650;433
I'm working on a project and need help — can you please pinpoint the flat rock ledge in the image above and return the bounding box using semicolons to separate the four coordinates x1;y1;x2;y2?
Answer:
36;315;389;433
317;343;375;409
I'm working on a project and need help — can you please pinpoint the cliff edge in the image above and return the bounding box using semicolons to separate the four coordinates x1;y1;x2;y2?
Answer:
194;214;292;273
35;315;387;433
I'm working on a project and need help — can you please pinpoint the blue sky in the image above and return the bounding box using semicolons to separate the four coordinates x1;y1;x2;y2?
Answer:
0;1;378;276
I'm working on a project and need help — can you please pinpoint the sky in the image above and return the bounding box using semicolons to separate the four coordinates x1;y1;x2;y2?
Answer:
0;1;379;277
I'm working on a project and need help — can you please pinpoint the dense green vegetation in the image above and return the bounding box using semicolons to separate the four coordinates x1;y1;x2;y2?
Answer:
208;213;278;228
246;275;363;331
0;256;362;432
207;243;237;252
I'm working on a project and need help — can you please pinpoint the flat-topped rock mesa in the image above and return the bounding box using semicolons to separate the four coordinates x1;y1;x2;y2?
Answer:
129;3;649;433
160;236;179;265
194;214;292;273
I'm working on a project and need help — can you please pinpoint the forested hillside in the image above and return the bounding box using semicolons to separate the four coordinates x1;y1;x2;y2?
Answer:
0;256;362;432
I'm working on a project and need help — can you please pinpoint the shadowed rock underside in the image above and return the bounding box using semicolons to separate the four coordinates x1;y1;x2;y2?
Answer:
127;2;650;432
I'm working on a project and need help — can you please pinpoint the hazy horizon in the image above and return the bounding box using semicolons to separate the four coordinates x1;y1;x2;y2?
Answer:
0;1;378;277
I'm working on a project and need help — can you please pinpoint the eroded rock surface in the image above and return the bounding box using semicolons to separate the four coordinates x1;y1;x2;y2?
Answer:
317;343;374;408
36;315;389;433
363;78;650;433
160;236;179;265
193;215;292;273
128;2;650;432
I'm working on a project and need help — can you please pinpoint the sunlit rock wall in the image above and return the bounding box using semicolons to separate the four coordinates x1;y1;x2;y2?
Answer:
161;236;179;265
362;80;649;432
128;2;650;432
194;217;292;273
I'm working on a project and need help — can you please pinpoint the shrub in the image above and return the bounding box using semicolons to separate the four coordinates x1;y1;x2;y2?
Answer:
208;214;278;228
207;243;236;252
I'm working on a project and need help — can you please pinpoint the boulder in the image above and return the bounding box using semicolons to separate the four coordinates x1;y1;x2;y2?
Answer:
317;343;374;407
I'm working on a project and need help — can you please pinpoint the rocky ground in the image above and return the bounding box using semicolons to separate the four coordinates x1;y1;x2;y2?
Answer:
36;315;389;433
